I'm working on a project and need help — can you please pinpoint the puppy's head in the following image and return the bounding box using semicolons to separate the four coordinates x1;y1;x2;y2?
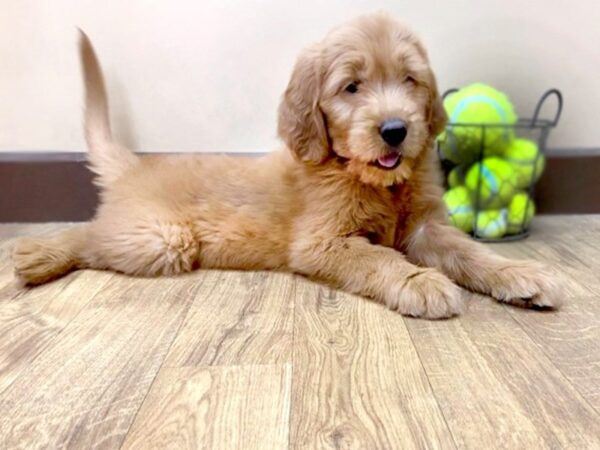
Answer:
278;14;446;187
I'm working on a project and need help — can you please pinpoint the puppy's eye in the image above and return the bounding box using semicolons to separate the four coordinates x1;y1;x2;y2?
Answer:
404;75;417;85
345;81;360;94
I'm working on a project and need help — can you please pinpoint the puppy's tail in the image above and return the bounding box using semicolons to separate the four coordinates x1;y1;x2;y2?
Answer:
78;29;138;187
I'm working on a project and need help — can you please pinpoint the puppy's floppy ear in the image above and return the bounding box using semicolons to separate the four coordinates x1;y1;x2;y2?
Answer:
427;70;448;137
278;45;329;164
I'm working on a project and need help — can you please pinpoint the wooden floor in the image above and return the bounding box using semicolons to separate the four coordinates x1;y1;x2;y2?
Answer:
1;216;600;449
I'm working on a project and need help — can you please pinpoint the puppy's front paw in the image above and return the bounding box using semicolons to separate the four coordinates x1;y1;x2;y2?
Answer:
488;260;565;309
386;269;465;319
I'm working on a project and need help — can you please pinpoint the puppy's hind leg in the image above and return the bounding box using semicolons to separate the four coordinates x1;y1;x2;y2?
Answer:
84;215;201;278
13;225;89;286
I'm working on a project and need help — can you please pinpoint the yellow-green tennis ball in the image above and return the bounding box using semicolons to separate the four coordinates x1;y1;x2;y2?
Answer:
448;165;468;188
443;186;474;233
507;192;535;234
438;125;484;164
441;83;517;162
465;157;516;209
438;129;479;164
504;139;545;189
475;209;507;239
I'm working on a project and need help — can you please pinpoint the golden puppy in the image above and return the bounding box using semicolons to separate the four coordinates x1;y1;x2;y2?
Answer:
13;14;564;318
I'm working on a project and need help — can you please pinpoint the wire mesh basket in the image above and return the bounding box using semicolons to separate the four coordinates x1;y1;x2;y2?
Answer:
438;87;563;242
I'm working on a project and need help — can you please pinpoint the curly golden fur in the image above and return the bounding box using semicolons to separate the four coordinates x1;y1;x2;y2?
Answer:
13;14;564;318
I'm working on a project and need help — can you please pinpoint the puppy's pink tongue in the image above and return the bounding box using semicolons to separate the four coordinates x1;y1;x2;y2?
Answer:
377;153;400;168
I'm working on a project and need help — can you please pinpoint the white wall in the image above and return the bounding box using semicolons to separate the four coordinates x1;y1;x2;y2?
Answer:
1;0;598;152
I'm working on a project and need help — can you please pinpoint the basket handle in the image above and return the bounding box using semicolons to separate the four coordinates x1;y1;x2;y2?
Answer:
531;88;563;127
442;88;459;101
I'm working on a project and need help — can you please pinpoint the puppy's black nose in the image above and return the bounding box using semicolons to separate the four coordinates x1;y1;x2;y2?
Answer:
379;119;407;147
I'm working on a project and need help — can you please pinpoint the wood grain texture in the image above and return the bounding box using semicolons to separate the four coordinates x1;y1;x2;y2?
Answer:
507;296;600;413
495;216;600;413
1;217;600;449
0;223;63;240
0;271;114;395
0;225;109;395
405;296;600;449
0;275;201;450
164;270;294;367
122;364;292;450
290;278;455;450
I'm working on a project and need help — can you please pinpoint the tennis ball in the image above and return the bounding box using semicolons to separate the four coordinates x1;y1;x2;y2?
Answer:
504;138;545;189
475;209;507;239
447;165;468;188
438;129;479;164
439;83;517;163
507;192;535;234
438;125;485;164
465;157;516;209
443;186;474;233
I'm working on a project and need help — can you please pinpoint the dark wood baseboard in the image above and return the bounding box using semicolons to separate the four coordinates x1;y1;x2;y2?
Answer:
1;150;599;222
536;153;600;214
1;155;97;222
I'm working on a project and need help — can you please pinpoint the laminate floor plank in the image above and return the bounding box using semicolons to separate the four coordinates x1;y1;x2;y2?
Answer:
0;270;114;396
122;364;292;450
405;296;600;449
164;271;294;367
0;217;599;449
0;274;205;450
290;279;456;450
